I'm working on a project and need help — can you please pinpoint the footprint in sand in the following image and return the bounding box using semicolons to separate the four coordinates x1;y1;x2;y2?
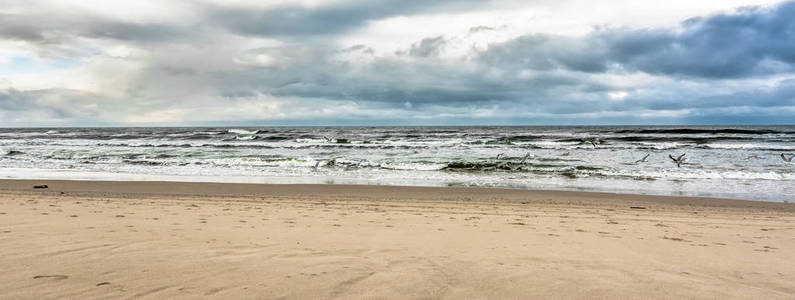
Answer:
33;275;68;280
663;236;690;242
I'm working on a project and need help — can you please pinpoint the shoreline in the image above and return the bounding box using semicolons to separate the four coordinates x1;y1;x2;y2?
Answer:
1;167;791;203
1;179;793;211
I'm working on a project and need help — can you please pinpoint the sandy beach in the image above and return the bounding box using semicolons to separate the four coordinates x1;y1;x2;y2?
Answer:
1;179;793;299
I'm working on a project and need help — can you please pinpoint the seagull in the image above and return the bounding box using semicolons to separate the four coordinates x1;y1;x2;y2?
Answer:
323;136;333;142
589;138;601;148
635;154;650;163
496;153;504;160
782;153;795;163
669;153;686;167
519;152;532;164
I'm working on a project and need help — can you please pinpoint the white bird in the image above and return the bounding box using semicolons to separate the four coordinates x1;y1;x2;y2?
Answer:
323;136;333;142
669;153;686;167
519;152;532;164
496;153;504;160
589;138;601;148
782;153;795;163
635;154;650;163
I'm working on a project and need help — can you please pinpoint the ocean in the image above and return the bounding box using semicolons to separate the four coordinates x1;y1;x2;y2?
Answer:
1;126;793;202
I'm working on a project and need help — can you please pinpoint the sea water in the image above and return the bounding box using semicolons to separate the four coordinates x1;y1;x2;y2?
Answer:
1;126;793;202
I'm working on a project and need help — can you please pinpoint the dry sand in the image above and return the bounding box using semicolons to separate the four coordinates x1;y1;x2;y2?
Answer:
1;179;793;299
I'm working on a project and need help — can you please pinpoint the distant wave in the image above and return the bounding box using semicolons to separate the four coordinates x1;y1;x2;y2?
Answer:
227;129;262;135
4;150;24;156
614;128;786;135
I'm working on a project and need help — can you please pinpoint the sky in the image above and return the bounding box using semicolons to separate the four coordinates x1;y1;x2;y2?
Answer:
0;0;794;126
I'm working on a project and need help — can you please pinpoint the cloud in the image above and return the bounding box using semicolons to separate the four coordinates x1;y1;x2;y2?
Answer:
482;1;795;78
401;36;447;57
0;0;794;126
605;2;795;78
208;0;487;38
0;88;106;125
0;13;186;43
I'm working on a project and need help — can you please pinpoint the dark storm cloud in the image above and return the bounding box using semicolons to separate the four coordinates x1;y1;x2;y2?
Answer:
212;49;597;110
607;2;795;78
0;18;48;42
209;0;485;38
483;1;795;78
0;12;188;49
1;0;487;46
81;22;185;42
482;34;609;72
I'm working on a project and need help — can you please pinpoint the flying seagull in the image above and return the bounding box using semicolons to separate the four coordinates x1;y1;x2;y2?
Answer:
782;153;795;163
496;153;504;160
589;138;601;148
323;136;333;142
669;153;686;167
635;154;650;163
519;152;532;164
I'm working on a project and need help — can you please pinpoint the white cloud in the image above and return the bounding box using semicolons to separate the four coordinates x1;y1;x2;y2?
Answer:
608;91;629;100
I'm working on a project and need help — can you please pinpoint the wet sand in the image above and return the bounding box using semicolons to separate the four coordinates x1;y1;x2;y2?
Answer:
1;179;793;299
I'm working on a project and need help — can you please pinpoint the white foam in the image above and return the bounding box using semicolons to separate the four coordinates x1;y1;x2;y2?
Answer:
228;129;259;135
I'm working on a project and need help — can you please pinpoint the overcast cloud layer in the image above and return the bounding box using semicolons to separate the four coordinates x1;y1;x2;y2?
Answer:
1;0;794;126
